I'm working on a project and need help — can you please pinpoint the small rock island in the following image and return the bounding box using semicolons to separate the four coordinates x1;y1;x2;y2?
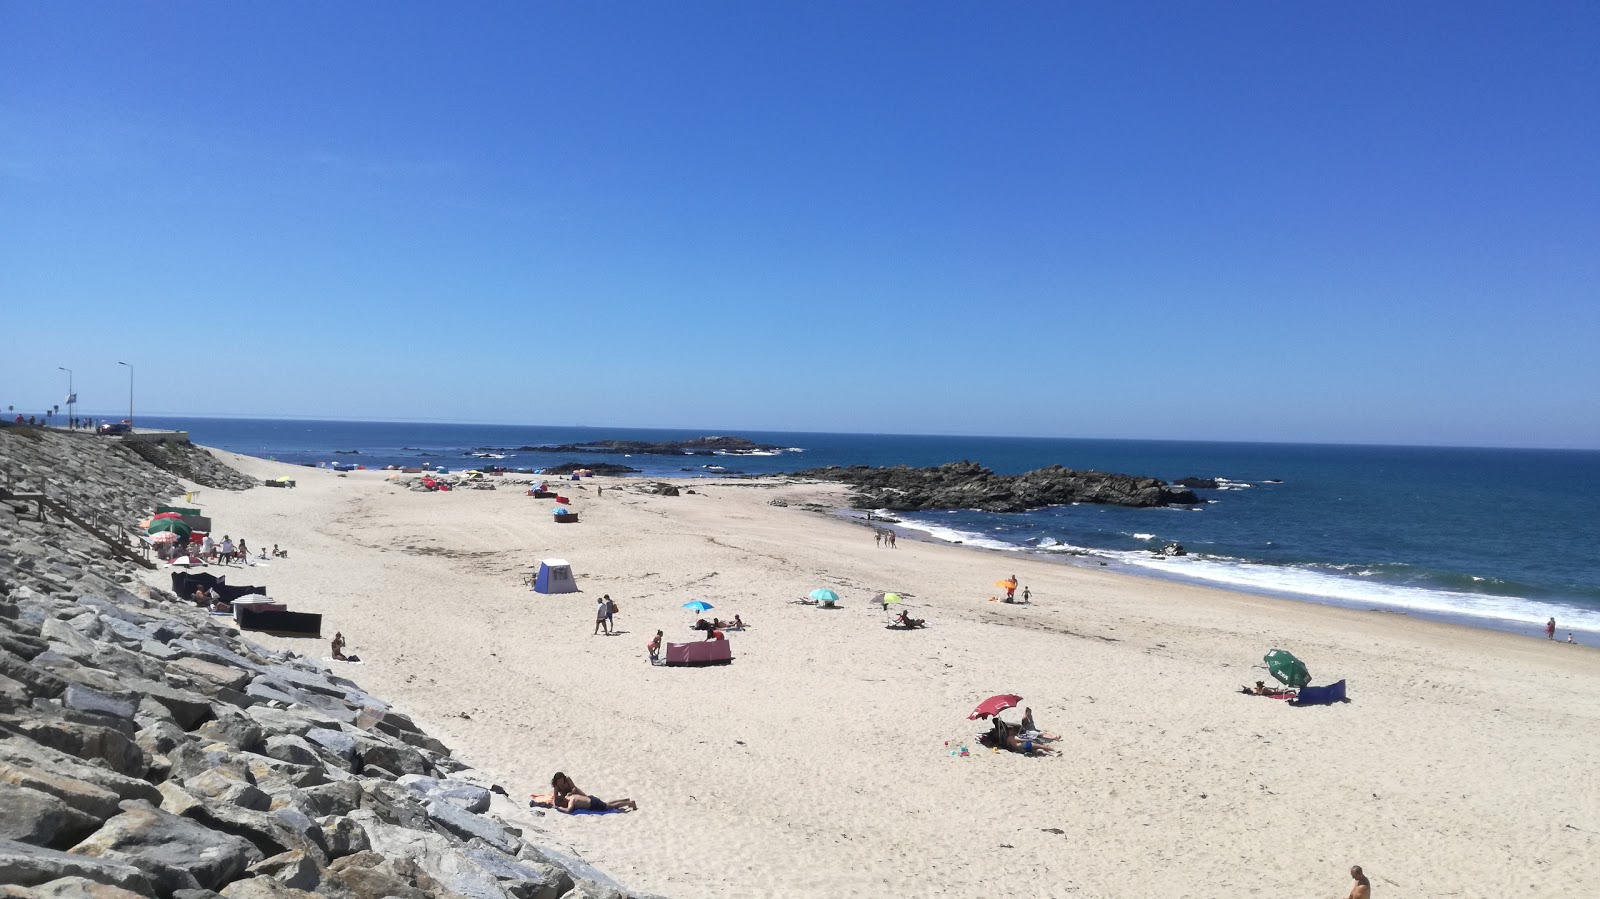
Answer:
794;460;1201;512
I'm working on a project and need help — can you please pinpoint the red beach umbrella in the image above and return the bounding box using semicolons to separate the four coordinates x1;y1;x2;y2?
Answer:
968;694;1023;720
151;512;184;521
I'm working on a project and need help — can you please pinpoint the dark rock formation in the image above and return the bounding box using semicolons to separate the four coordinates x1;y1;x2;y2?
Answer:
795;460;1200;512
1173;477;1219;489
479;435;784;456
539;462;639;476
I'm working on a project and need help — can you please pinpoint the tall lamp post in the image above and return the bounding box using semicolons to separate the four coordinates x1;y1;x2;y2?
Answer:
117;361;134;431
58;367;74;430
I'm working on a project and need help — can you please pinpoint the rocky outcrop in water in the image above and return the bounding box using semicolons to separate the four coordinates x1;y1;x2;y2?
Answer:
795;460;1200;512
539;463;639;476
477;436;784;457
1173;477;1219;490
0;428;657;899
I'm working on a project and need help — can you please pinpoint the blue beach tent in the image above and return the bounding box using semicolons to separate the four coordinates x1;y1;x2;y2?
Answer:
533;559;579;594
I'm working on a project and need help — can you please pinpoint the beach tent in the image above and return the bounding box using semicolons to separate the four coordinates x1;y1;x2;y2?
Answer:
534;559;579;594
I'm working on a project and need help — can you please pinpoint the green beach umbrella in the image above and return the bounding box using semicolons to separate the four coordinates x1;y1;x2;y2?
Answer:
1264;649;1311;689
147;518;192;540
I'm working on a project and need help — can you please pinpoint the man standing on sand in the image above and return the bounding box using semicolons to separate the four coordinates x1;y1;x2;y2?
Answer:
1345;865;1371;898
594;597;609;636
1006;576;1016;602
1547;618;1557;640
888;532;896;548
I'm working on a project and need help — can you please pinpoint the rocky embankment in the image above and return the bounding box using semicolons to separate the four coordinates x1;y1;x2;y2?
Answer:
795;460;1200;512
0;427;654;899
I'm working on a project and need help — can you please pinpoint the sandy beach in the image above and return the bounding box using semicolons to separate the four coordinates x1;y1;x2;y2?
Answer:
149;451;1600;899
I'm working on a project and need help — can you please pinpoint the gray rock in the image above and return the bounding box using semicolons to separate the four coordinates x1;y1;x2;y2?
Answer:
396;775;491;814
351;817;514;899
301;729;356;771
138;641;182;662
171;890;223;899
0;762;122;820
70;799;260;894
60;686;134;721
244;706;340;739
28;874;150;899
314;816;368;860
0;652;67;699
320;851;429;899
0;740;162;807
236;753;329;792
3;719;148;778
518;843;627;899
242;681;299;707
297;782;361;818
126;681;213;729
421;799;520;855
38;621;97;660
217;876;319;899
244;850;321;891
170;658;251;693
261;735;318;768
0;783;103;849
460;844;568;899
193;707;264;754
0;838;155;894
177;769;270;812
157;783;326;867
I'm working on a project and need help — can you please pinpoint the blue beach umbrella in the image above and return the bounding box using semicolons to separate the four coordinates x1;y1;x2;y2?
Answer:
683;600;713;612
809;588;840;603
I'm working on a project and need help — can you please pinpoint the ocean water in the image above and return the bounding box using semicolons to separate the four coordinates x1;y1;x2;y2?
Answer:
127;416;1600;643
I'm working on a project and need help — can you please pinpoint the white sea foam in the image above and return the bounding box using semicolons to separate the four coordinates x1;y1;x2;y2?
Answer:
1132;533;1156;541
1113;552;1600;631
892;518;1023;551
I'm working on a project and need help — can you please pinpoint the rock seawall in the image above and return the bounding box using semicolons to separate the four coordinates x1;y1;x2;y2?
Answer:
795;460;1200;512
0;428;657;899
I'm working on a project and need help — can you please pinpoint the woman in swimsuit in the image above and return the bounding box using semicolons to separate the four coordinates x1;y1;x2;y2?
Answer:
550;772;637;813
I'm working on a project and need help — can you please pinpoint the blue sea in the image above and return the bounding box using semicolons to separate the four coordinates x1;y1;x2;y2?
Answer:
127;416;1600;644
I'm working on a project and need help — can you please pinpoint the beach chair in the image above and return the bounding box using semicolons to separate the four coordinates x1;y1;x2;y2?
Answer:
1292;680;1347;706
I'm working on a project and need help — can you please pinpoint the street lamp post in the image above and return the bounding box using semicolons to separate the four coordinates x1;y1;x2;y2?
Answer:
58;367;74;430
117;361;133;431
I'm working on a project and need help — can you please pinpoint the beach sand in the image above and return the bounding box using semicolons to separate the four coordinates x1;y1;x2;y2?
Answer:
151;452;1600;898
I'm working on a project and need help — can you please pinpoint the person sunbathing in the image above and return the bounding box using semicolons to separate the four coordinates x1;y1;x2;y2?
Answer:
989;719;1058;755
893;611;926;628
549;772;637;814
332;631;348;661
1240;681;1296;698
1019;707;1060;741
693;618;714;631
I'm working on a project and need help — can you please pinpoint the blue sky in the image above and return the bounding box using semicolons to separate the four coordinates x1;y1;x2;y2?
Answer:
3;3;1596;448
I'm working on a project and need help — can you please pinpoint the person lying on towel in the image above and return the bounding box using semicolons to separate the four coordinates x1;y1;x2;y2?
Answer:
1239;681;1297;698
894;610;927;628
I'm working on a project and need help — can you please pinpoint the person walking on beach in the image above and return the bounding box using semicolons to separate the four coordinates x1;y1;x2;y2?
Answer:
1344;865;1371;899
647;630;663;663
1547;618;1557;640
888;531;896;548
604;595;618;634
875;531;882;548
219;536;235;566
594;597;610;635
1006;576;1017;602
1022;585;1031;603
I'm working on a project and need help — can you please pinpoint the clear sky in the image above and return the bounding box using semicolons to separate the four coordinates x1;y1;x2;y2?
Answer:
3;3;1596;448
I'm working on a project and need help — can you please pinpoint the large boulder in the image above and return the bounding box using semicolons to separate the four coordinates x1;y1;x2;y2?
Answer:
0;763;121;820
69;800;259;893
3;719;148;778
27;875;150;899
0;838;155;895
0;783;103;849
